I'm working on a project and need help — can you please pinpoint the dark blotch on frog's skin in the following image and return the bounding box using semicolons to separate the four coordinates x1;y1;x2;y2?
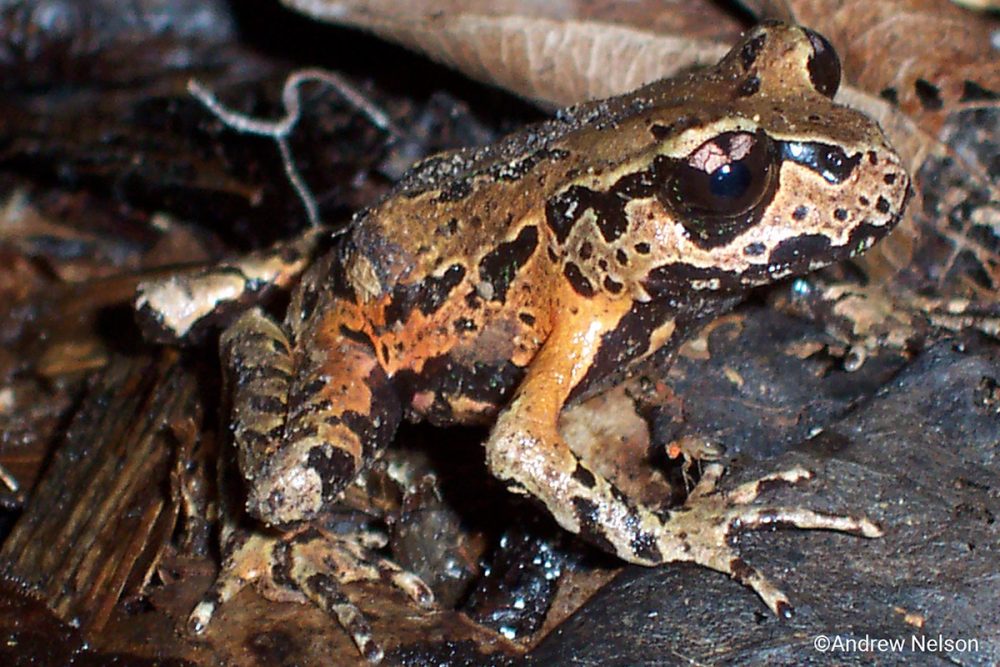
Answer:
545;185;590;243
572;497;618;554
740;33;767;70
270;538;296;586
563;261;595;296
737;76;761;97
802;28;841;98
651;124;670;141
454;317;477;332
630;530;663;562
768;233;832;270
249;393;285;415
347;373;401;461
643;262;740;299
306;442;357;496
385;264;467;325
879;87;899;105
571;462;597;488
297;378;327;398
728;556;756;585
547;157;672;247
478;225;539;303
914;78;944;111
395;355;523;426
650;116;701;142
338;325;375;350
960;80;998;102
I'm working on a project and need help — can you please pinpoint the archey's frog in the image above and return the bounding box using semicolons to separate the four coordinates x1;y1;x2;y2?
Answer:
137;21;909;661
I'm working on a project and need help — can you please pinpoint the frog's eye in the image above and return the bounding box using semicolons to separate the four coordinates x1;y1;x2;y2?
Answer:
802;28;841;99
664;130;776;222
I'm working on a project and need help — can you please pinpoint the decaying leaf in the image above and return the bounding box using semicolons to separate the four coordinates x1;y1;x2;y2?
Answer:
280;0;742;106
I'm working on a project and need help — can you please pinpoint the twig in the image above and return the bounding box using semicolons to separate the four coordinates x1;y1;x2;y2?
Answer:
188;69;400;228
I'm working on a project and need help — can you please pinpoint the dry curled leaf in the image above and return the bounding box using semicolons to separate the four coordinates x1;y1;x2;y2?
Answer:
280;0;742;107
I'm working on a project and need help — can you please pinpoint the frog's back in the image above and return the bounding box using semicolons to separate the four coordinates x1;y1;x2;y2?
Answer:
340;74;702;299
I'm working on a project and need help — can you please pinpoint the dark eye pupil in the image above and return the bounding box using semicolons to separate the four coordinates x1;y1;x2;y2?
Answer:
665;130;775;218
659;130;777;246
710;162;751;199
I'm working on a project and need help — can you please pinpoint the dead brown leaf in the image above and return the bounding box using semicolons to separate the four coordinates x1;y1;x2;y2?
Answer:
280;0;742;106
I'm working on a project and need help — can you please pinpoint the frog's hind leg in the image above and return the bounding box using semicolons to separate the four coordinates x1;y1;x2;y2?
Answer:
222;306;401;525
190;308;431;661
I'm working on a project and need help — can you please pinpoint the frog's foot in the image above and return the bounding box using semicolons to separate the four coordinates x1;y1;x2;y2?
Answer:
664;463;882;617
189;525;435;662
134;227;325;344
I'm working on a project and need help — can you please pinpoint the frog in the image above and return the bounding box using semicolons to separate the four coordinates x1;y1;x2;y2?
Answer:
135;21;909;662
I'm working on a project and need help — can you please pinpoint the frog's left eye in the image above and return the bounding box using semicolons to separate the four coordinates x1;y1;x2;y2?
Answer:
664;130;776;224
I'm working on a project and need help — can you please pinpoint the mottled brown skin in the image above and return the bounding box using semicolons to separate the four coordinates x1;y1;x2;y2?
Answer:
232;23;906;529
152;22;910;662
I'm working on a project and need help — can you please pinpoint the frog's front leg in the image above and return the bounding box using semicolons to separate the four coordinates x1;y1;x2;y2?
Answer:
485;299;881;616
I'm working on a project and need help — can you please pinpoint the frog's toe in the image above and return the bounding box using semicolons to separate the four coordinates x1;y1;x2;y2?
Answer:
720;465;883;538
384;565;436;608
724;502;883;538
187;531;283;636
656;464;882;616
726;465;815;504
189;525;435;663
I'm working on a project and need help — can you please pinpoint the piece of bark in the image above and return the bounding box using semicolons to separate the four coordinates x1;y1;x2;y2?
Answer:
0;352;199;636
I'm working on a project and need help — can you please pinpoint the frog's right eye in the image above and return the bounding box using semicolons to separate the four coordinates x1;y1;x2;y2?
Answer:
660;130;778;246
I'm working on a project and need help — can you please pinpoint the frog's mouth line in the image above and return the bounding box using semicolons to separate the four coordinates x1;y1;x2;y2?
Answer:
641;217;900;299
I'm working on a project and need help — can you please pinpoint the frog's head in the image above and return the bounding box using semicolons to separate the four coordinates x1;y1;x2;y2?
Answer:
549;22;909;302
639;21;910;298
